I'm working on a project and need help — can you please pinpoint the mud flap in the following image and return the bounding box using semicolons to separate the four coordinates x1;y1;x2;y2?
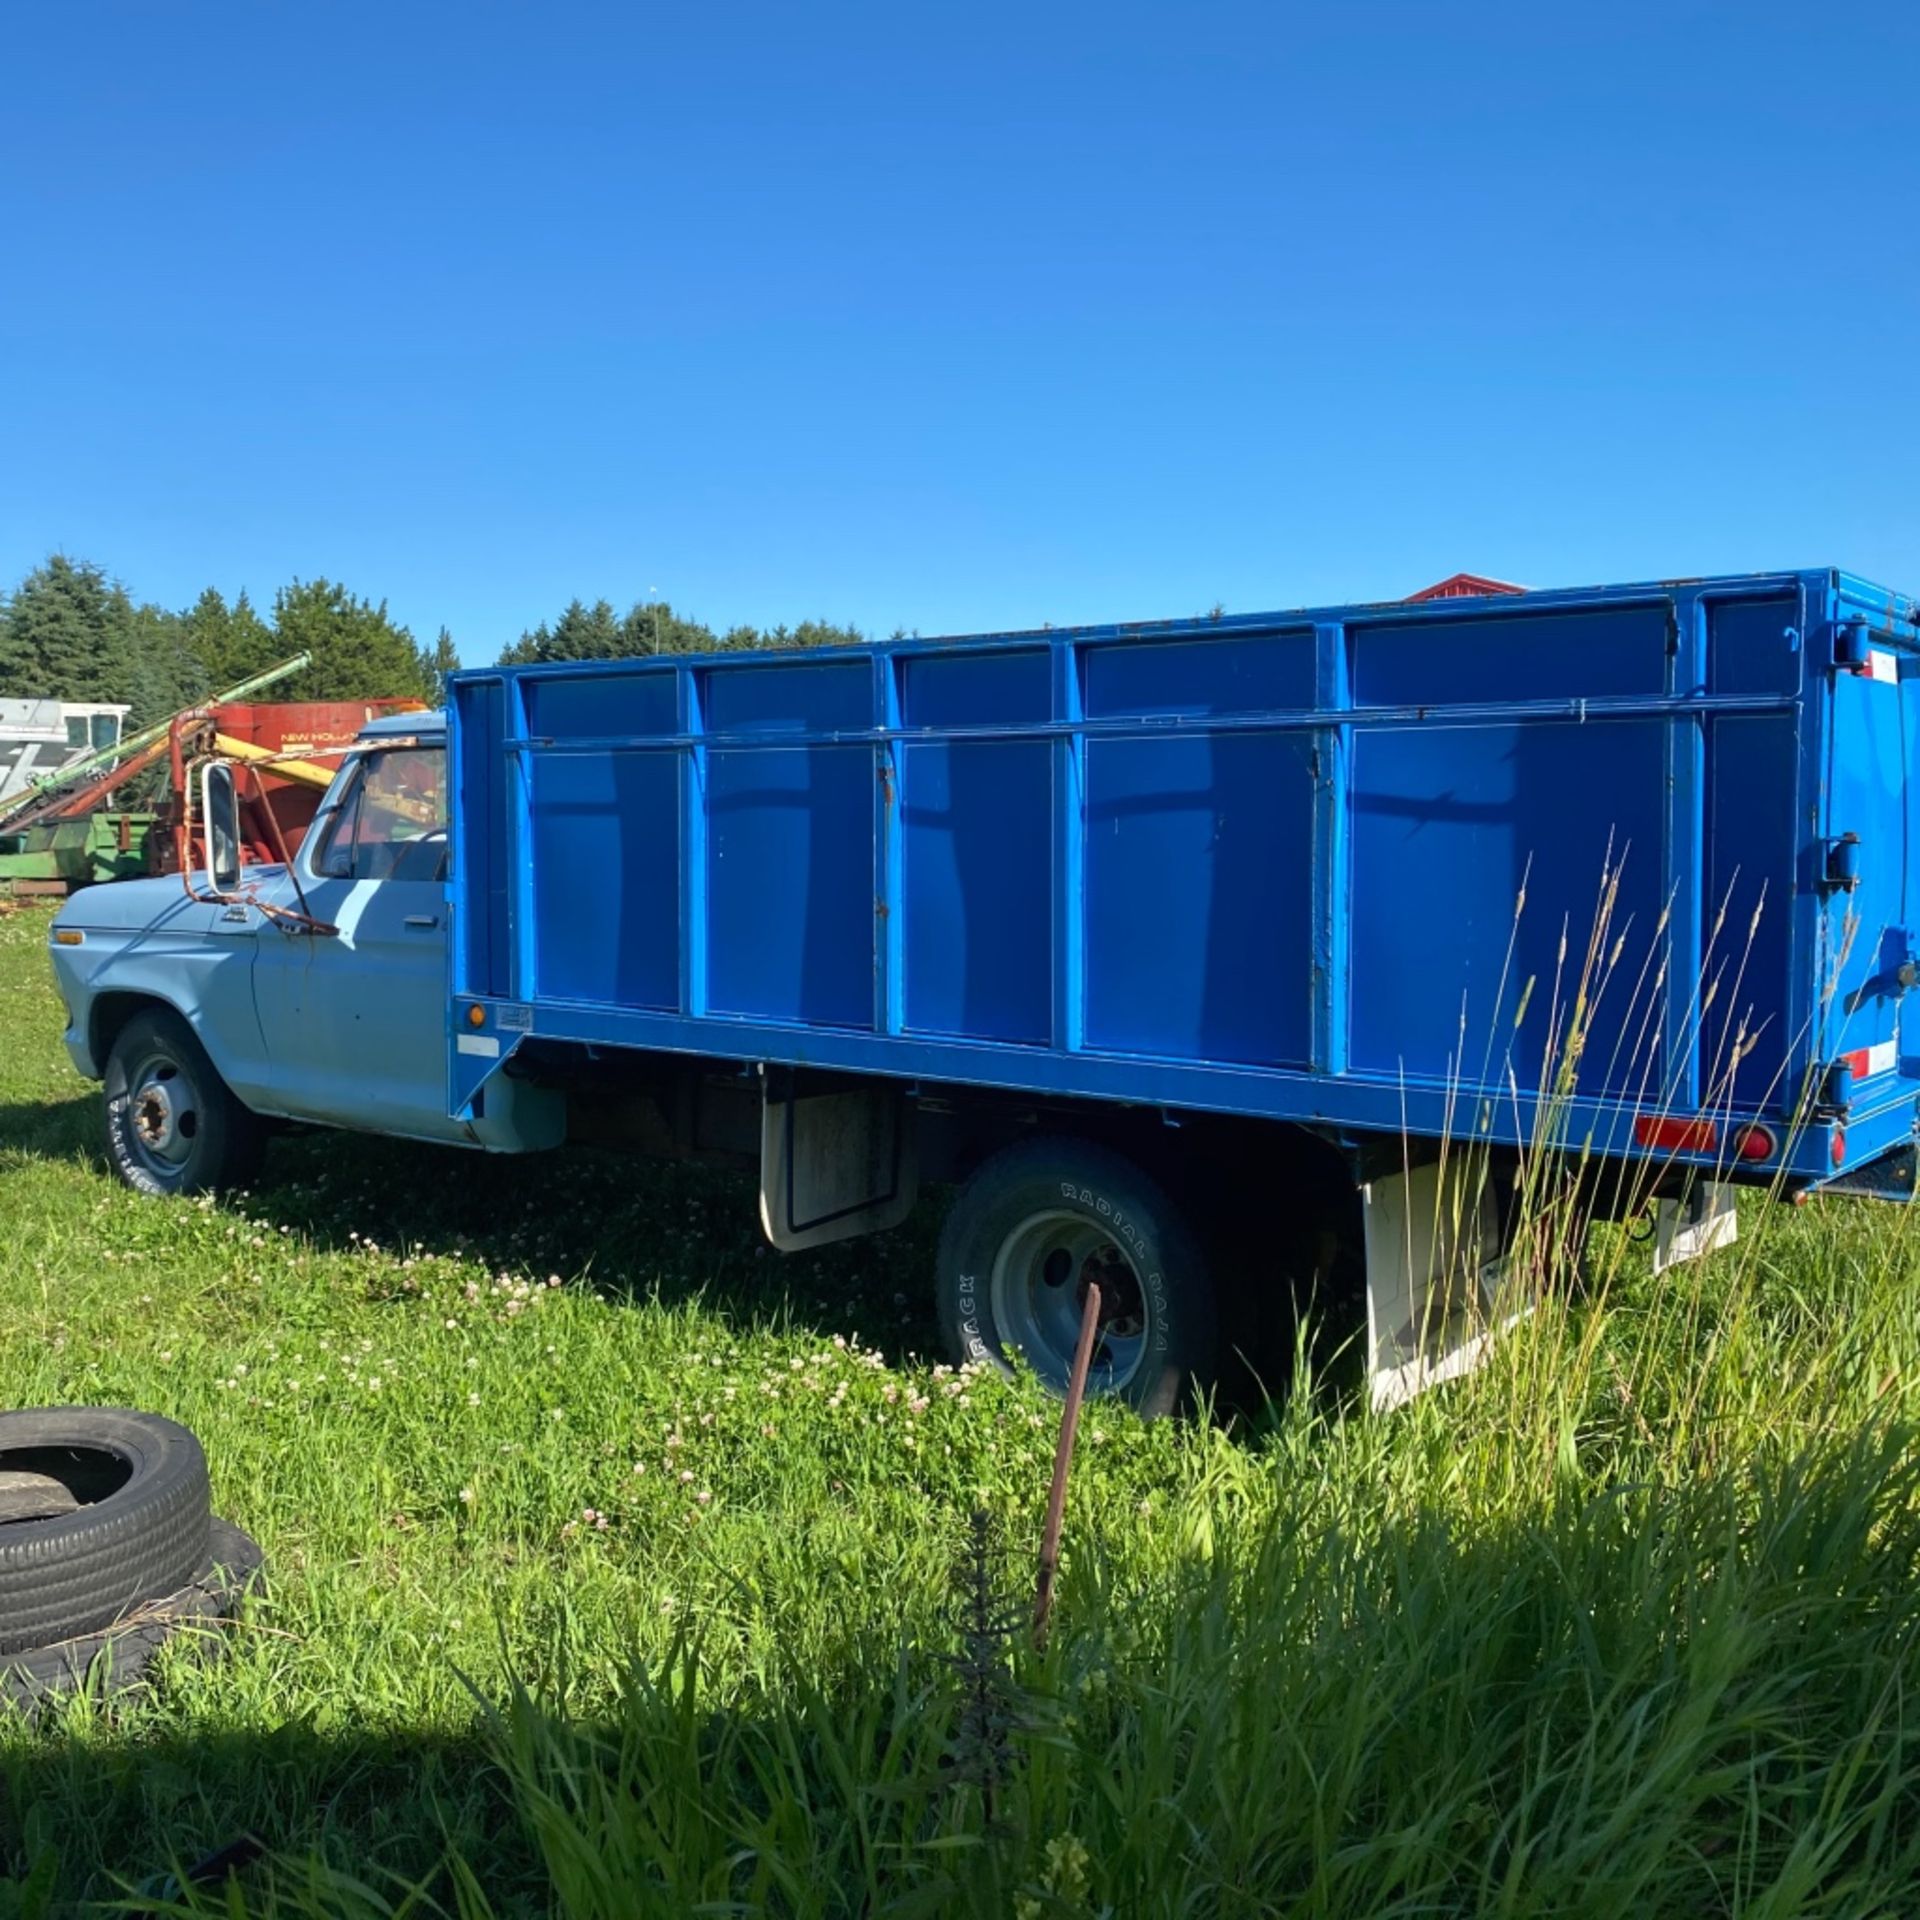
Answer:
1653;1180;1737;1275
759;1074;919;1252
1362;1159;1506;1413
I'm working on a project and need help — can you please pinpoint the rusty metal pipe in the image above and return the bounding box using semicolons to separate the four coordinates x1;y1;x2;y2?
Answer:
1034;1279;1101;1647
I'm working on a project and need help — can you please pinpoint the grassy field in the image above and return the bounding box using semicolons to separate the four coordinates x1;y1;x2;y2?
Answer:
2;897;1920;1916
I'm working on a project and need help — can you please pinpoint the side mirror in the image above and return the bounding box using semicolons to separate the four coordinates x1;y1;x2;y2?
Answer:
200;761;243;894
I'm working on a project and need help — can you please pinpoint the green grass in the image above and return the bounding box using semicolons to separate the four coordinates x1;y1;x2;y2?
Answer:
2;898;1919;1916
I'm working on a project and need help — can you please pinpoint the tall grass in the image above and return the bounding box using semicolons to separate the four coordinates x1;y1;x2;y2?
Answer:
461;1417;1920;1920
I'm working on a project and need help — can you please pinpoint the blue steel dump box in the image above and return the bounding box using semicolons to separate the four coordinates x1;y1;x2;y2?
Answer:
448;568;1920;1190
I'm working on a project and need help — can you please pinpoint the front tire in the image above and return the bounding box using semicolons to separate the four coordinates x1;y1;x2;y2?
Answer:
935;1138;1218;1417
103;1008;265;1197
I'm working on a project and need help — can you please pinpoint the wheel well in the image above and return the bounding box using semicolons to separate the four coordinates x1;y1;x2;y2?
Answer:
89;991;181;1070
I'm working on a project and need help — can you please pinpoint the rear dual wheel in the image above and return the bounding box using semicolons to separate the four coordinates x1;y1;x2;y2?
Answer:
934;1139;1218;1417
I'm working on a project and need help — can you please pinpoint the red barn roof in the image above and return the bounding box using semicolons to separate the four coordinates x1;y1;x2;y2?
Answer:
1404;572;1528;602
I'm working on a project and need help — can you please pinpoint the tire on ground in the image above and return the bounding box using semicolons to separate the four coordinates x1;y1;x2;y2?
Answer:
934;1137;1218;1417
103;1006;265;1197
0;1409;213;1656
1;1516;264;1720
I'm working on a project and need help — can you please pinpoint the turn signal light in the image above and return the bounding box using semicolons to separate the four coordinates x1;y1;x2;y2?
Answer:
1734;1125;1777;1162
466;1004;486;1028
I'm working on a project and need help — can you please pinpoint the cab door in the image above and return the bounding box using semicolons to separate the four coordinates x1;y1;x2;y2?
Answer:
251;741;465;1142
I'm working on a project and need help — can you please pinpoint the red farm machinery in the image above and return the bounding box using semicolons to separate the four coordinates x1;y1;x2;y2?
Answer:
0;654;423;895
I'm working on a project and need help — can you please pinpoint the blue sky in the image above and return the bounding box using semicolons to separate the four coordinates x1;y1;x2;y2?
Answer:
2;2;1915;663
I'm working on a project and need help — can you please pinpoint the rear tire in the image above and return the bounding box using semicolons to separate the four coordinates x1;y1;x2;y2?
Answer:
103;1008;265;1198
935;1138;1218;1417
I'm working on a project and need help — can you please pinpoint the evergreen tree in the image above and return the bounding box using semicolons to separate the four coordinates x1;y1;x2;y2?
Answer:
500;598;629;665
124;602;208;725
495;597;860;666
179;586;278;691
717;617;865;652
0;554;138;710
419;626;461;702
620;599;720;656
268;578;436;702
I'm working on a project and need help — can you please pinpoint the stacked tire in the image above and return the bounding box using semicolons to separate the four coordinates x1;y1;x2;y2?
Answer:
0;1409;262;1718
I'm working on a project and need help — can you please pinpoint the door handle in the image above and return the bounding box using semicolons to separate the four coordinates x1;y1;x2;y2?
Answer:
404;914;439;929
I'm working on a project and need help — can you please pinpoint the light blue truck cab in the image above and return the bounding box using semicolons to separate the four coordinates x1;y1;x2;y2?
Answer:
48;712;546;1176
47;568;1920;1414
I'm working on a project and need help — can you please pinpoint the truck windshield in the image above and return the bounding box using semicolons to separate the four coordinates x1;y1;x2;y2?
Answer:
313;746;448;882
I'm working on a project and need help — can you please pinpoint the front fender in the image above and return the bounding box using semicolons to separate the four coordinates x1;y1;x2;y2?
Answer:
49;890;271;1107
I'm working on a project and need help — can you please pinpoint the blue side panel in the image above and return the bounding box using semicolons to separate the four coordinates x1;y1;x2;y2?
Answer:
1348;719;1668;1089
453;678;510;999
902;650;1050;728
705;658;868;734
1083;630;1315;718
517;671;683;1009
1708;595;1803;698
1699;593;1808;1112
900;651;1052;1043
523;671;677;739
901;740;1051;1043
707;745;875;1028
1084;732;1314;1067
1704;716;1799;1110
1351;604;1669;706
529;750;680;1009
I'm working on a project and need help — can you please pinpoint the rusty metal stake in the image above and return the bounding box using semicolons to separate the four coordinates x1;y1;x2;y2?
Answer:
1033;1279;1100;1648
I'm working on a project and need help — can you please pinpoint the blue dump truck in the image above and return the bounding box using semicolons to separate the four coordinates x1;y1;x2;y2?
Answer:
46;568;1920;1412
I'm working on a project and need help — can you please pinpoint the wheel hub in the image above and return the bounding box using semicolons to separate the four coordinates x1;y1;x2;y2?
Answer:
134;1081;175;1152
125;1058;197;1172
990;1210;1152;1393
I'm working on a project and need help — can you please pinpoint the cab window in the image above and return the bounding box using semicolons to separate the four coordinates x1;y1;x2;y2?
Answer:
313;746;448;883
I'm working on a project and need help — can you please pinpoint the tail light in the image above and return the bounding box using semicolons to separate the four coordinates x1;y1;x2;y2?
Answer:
1633;1116;1717;1153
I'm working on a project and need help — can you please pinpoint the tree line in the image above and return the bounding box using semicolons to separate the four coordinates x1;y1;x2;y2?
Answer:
0;553;869;730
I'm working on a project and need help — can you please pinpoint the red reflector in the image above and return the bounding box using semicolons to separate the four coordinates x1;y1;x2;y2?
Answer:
1842;1048;1870;1079
1734;1125;1776;1162
1633;1115;1718;1153
1832;1130;1847;1169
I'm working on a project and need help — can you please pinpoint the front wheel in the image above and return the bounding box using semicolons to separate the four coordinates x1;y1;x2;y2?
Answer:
104;1008;265;1197
935;1138;1218;1417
